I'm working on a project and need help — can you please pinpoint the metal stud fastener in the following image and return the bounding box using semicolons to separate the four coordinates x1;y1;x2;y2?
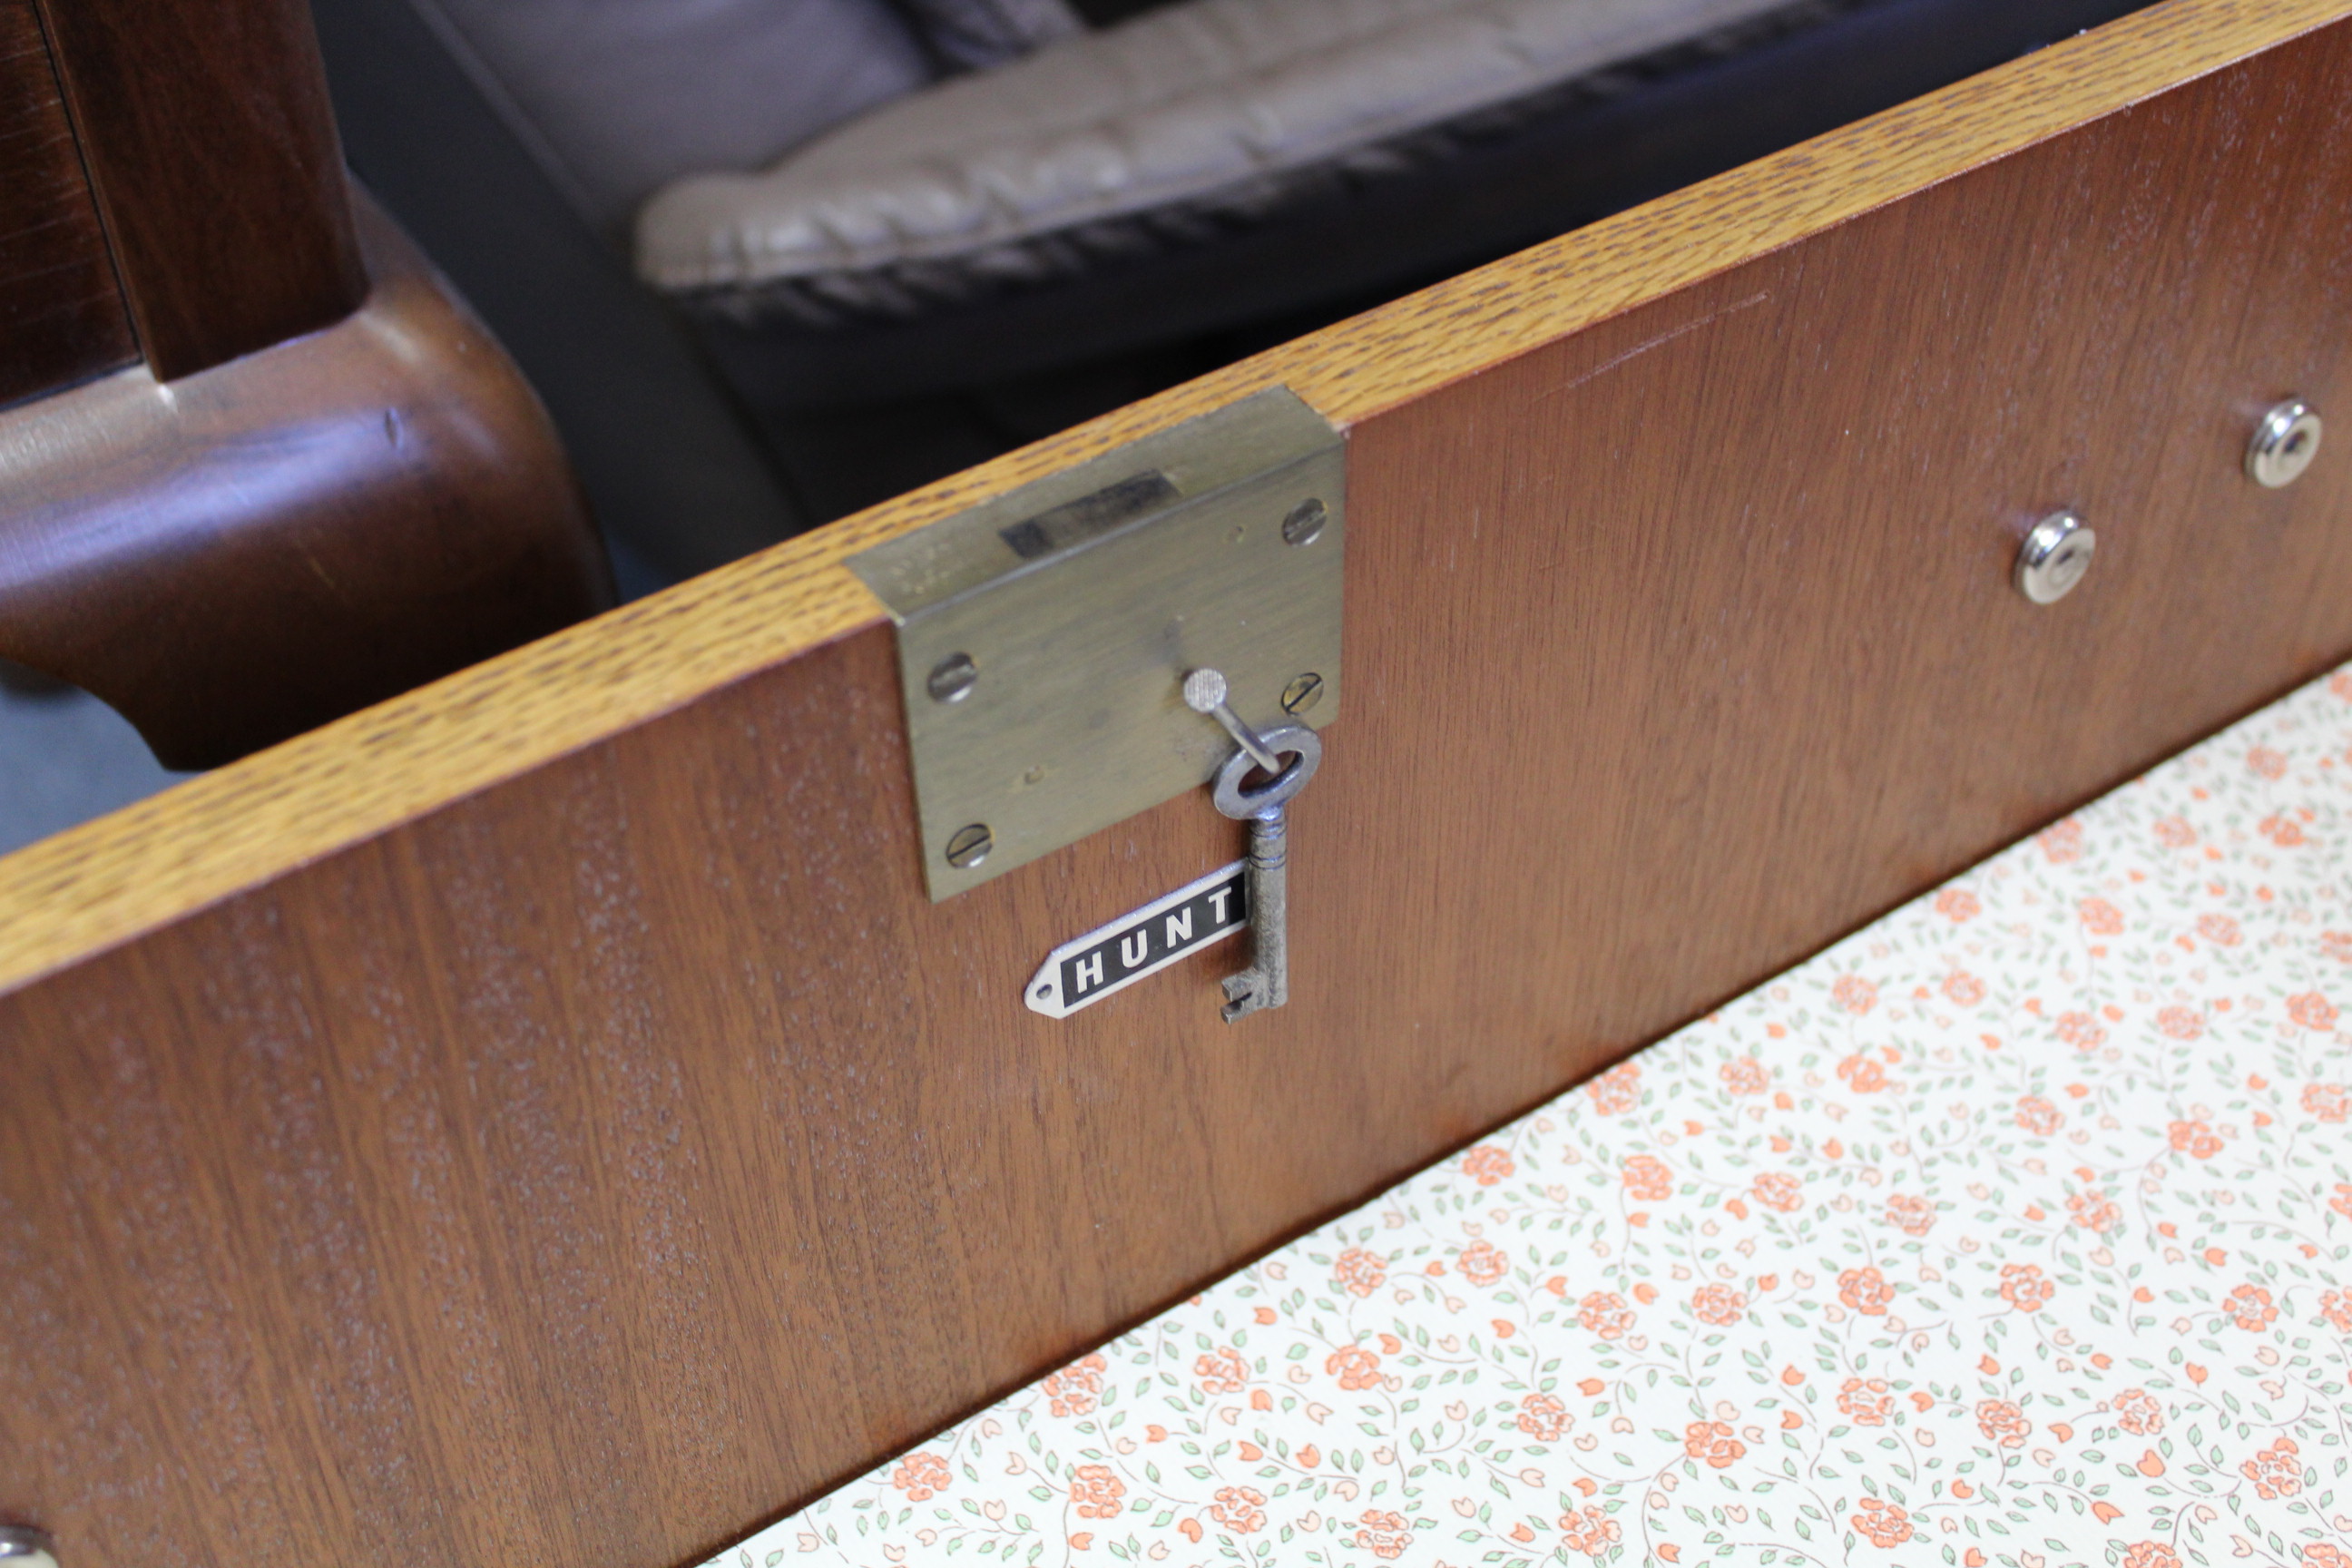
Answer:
2246;399;2322;489
0;1527;58;1568
2014;511;2095;604
1281;498;1328;547
944;823;993;869
926;652;978;703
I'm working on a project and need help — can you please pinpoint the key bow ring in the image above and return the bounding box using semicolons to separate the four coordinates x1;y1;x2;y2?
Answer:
1211;725;1320;820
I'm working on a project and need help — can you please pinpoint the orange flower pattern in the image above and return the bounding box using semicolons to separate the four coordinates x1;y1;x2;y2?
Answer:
1324;1345;1382;1391
2292;992;2340;1031
1834;1051;1890;1093
1353;1508;1411;1559
2169;1117;2226;1160
1515;1392;1567;1442
1584;1062;1640;1114
1830;975;1877;1014
1836;1377;1892;1426
888;1451;949;1502
2157;1004;2205;1039
1192;1344;1247;1394
1837;1265;1893;1316
1882;1192;1936;1235
1330;1246;1386;1298
1456;1239;1508;1287
1720;1055;1769;1094
1996;1261;2053;1314
1068;1464;1123;1519
1208;1485;1264;1533
729;670;2352;1564
1682;1419;1745;1468
2067;1186;2121;1233
2015;1094;2063;1135
1557;1503;1620;1555
1041;1352;1105;1417
1460;1145;1514;1186
1573;1289;1634;1341
2243;1437;2304;1500
2055;1008;2108;1051
2224;1281;2279;1331
1689;1283;1746;1326
2112;1387;2164;1435
1619;1153;1672;1200
1975;1398;2030;1449
1850;1495;1913;1547
2079;897;2126;935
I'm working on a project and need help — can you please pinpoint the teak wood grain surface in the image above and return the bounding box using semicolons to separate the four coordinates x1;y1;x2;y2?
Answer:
0;0;135;407
6;5;2352;1568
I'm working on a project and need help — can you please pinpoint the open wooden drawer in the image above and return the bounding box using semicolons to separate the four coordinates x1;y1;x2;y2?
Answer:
5;3;2351;1566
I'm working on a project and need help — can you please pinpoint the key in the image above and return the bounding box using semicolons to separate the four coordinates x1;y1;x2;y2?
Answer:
1182;669;1321;1022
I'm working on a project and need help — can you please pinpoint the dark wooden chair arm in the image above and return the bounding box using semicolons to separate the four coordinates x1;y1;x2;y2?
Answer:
0;196;613;769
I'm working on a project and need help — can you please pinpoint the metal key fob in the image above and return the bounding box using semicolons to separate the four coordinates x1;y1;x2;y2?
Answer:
1183;670;1322;1022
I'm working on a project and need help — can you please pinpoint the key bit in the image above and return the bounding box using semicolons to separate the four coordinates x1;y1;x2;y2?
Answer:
1185;669;1321;1022
1220;808;1289;1020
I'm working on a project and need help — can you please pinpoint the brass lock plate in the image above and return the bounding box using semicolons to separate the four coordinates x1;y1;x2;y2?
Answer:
848;387;1343;898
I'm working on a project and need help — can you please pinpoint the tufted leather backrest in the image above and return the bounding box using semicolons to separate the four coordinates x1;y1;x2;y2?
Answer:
420;0;937;233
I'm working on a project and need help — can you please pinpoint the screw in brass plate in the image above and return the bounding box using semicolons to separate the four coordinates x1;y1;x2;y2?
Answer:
0;1527;59;1568
2246;399;2322;489
1279;672;1325;715
945;823;994;869
926;652;978;703
1281;498;1328;547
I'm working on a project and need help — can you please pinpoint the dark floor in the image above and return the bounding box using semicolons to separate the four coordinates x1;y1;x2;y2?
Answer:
0;664;193;858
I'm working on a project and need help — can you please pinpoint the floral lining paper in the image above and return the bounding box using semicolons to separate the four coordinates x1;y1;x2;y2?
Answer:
726;669;2352;1567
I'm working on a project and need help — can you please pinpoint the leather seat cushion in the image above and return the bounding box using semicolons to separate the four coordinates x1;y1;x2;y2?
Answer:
421;0;938;234
635;0;1815;318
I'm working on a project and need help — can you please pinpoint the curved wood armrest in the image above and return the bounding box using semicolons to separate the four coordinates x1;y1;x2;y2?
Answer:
0;194;612;769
